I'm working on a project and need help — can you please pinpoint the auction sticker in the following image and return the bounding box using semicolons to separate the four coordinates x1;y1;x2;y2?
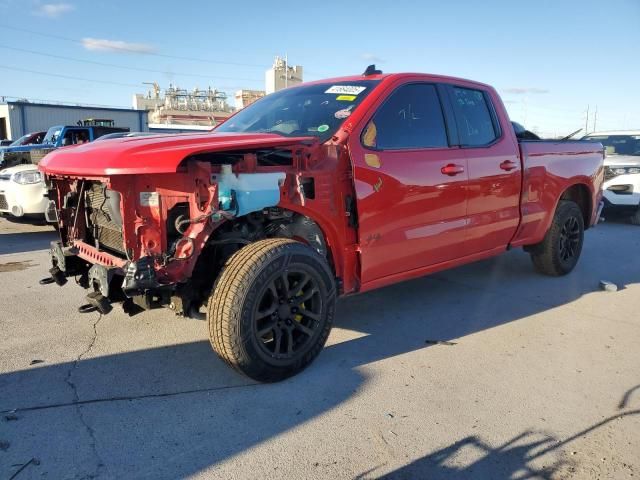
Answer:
140;192;159;207
317;124;330;132
325;85;366;95
334;107;353;119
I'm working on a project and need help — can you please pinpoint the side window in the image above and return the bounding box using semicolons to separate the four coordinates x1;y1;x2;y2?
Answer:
62;129;90;145
451;87;498;146
61;129;74;146
362;83;448;150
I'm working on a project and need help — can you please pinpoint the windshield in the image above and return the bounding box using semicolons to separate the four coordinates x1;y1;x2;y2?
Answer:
215;80;380;142
43;126;63;144
583;134;640;156
9;134;30;146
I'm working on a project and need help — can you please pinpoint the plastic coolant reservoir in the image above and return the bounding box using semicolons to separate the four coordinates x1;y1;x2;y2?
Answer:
213;165;285;216
235;172;286;216
216;165;235;211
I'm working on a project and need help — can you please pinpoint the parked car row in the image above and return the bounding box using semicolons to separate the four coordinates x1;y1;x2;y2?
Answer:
0;121;157;221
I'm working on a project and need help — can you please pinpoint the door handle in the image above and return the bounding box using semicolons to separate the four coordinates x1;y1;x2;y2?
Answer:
500;160;518;171
441;164;465;176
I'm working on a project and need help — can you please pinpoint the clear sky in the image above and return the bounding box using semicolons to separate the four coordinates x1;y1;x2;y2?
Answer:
0;0;638;137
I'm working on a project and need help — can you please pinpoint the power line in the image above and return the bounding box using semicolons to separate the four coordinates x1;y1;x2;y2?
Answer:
1;95;131;109
0;65;140;88
0;44;263;83
0;24;329;79
0;65;245;91
0;24;270;69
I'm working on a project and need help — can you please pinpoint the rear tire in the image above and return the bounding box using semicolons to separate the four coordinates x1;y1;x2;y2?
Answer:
529;200;584;276
207;238;336;382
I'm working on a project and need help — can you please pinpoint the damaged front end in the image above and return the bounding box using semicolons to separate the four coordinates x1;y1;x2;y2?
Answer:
41;157;244;316
39;135;350;317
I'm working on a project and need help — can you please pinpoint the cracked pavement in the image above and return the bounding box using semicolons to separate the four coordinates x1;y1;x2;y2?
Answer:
0;216;639;479
64;313;105;479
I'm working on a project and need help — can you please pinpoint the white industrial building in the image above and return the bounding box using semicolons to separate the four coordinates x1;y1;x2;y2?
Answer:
234;90;266;110
265;56;303;94
0;101;148;141
234;57;303;110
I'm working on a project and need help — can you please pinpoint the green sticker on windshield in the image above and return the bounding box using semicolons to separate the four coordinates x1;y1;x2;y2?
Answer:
317;124;329;133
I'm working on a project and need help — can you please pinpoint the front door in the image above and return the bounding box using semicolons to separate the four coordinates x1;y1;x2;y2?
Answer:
349;82;468;286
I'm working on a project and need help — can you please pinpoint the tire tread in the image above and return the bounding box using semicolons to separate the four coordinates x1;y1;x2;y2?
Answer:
207;238;334;382
529;200;584;276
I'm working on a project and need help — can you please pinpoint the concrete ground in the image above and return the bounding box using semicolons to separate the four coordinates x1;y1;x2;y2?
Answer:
0;215;638;480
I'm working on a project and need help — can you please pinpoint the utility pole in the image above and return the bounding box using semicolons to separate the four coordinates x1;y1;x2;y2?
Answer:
585;105;590;134
593;106;598;132
284;53;288;89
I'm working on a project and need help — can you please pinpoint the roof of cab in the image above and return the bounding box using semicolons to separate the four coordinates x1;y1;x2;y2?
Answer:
297;72;494;90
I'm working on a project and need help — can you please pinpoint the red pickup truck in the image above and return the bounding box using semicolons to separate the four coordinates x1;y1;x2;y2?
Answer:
39;69;604;382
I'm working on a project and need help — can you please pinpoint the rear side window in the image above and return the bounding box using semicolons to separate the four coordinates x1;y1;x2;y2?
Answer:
451;87;498;146
363;83;448;150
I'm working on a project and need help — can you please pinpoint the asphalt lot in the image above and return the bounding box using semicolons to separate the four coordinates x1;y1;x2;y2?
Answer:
0;215;638;480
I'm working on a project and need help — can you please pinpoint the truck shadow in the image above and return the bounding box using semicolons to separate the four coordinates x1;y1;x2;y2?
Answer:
368;407;640;480
0;231;58;255
0;224;638;478
0;216;58;255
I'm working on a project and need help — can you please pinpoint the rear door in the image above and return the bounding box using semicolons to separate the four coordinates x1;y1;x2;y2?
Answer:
446;85;522;255
349;81;468;285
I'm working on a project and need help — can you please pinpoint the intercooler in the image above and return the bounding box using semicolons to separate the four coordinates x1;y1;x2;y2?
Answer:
85;183;126;255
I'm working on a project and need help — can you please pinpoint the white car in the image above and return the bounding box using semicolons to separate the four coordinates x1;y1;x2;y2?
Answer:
0;164;48;219
582;130;640;225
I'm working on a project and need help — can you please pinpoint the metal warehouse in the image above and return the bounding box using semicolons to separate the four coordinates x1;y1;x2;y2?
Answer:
0;101;148;140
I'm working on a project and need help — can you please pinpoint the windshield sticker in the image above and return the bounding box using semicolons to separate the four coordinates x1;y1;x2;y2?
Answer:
325;85;367;95
336;95;357;101
317;124;330;133
334;107;353;120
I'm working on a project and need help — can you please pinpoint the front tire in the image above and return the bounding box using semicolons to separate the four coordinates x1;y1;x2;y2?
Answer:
207;238;336;382
529;200;584;276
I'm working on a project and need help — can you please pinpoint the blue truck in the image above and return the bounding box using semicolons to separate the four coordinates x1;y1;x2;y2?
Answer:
0;120;128;169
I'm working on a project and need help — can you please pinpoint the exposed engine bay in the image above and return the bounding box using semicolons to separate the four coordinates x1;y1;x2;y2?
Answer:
42;140;357;317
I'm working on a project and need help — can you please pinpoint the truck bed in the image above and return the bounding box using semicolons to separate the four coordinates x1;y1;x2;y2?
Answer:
511;140;604;247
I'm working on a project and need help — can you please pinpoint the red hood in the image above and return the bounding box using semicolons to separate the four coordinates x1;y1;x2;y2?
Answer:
39;132;317;176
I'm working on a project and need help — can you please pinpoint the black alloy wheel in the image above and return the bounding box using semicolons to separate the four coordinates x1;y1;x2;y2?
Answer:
253;269;323;361
207;238;336;382
558;216;581;262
